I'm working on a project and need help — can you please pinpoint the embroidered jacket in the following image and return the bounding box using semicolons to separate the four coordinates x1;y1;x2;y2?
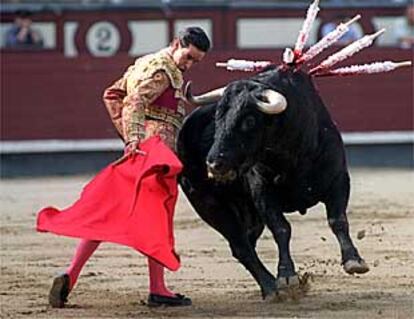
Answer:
103;49;186;149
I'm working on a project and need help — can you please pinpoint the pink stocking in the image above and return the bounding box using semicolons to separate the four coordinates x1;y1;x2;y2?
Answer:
65;239;101;290
148;258;175;297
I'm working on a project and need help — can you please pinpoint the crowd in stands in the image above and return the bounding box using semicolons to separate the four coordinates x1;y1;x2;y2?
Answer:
392;4;414;49
2;3;413;50
1;0;412;4
319;5;413;49
5;10;43;49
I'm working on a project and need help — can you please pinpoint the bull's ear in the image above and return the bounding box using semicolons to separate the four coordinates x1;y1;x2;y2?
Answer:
253;89;287;114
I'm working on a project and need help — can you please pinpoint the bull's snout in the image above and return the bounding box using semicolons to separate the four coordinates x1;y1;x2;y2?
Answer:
206;156;237;182
206;159;225;175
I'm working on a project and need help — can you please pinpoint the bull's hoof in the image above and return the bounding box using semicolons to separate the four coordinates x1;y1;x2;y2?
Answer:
273;275;302;302
343;259;370;274
263;273;311;302
261;281;278;301
277;275;300;289
263;290;279;302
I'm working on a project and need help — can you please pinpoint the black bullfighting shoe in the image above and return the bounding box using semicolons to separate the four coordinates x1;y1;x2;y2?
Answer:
49;273;71;308
147;293;192;307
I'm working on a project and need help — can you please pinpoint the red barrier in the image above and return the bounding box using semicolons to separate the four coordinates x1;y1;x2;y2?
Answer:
1;48;412;140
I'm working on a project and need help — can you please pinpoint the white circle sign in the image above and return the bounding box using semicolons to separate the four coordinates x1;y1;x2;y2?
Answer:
86;21;121;57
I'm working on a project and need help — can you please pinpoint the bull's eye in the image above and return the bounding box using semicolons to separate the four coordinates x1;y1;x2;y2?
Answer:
241;115;256;132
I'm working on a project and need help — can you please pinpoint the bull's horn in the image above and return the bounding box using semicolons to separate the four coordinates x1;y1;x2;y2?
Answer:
184;81;226;106
254;89;287;114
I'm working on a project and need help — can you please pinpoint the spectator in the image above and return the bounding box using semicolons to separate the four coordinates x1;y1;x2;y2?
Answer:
320;15;363;45
5;10;44;49
392;4;414;49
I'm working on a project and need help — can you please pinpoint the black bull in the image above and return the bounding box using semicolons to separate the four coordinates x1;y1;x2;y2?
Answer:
176;66;369;300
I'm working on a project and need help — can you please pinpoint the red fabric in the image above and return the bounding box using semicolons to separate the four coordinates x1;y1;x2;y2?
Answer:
37;136;182;271
153;87;179;111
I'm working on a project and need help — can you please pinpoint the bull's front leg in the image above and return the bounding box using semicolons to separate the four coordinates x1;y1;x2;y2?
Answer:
324;172;369;274
228;233;278;299
183;180;277;299
247;171;300;298
262;209;300;293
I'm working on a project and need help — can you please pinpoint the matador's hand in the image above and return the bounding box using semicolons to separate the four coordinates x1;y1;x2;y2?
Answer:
125;140;146;156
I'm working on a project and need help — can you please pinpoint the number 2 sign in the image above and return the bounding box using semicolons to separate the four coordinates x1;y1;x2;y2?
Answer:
86;21;121;57
64;20;122;57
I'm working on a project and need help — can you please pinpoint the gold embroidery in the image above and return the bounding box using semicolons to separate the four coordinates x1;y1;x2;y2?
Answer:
103;49;186;147
126;49;183;89
144;105;183;129
145;120;178;150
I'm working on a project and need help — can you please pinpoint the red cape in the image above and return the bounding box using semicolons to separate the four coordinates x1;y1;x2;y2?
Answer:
37;136;182;271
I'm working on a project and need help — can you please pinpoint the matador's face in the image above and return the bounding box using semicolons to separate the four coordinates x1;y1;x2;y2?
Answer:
170;39;206;72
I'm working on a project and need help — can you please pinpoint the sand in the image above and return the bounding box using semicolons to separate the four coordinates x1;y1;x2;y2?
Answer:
1;168;413;318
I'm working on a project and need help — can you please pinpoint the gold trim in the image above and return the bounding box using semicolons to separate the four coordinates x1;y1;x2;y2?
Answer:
126;49;183;89
145;106;183;129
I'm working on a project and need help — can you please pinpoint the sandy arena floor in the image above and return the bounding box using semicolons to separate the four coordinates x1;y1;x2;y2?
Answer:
1;168;413;318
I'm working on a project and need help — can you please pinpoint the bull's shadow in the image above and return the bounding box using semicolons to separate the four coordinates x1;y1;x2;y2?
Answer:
176;65;369;300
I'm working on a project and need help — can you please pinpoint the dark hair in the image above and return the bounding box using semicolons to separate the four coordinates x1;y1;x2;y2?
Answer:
15;10;32;19
178;27;211;52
